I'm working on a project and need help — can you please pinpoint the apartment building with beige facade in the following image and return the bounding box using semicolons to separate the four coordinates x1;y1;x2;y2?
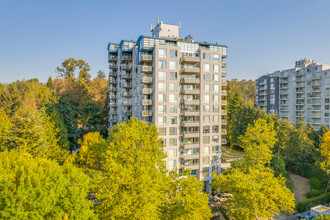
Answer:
256;59;330;130
107;20;227;191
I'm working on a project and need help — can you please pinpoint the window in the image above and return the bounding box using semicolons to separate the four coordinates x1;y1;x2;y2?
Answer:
203;157;210;164
158;94;166;102
169;83;177;91
204;84;210;92
169;61;177;69
158;127;166;136
212;145;219;153
212;125;219;133
159;49;166;58
213;75;219;82
169;105;177;113
170;72;177;80
203;64;210;72
213;54;219;62
203;53;210;61
203;105;210;112
169;160;176;169
204;95;210;103
169;94;177;102
204;74;210;82
158;116;166;125
203;146;210;154
169;127;177;135
213;85;219;92
158;105;166;114
170;50;177;58
213;105;220;113
169;138;177;146
203;126;210;134
213;64;219;72
158;83;166;91
159;60;167;69
213;135;219;143
169;116;177;124
158;71;166;80
213;115;219;123
168;149;177;157
213;95;219;103
203;137;210;144
203;115;210;123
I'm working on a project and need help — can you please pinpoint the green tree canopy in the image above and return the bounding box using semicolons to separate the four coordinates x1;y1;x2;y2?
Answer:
0;150;96;219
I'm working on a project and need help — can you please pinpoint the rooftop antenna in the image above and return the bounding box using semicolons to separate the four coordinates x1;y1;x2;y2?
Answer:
216;40;218;45
179;21;181;29
157;18;159;24
150;24;153;31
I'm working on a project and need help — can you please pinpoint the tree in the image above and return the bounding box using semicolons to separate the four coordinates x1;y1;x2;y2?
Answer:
96;70;106;79
47;76;53;88
314;215;330;220
307;123;318;147
0;83;22;116
0;150;96;219
56;58;91;84
320;131;330;192
93;118;168;219
212;168;295;219
0;108;11;149
213;118;294;219
239;118;277;169
280;118;316;177
318;124;329;147
184;34;193;42
162;171;211;220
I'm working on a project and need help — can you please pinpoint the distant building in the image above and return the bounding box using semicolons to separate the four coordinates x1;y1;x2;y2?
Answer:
107;20;228;192
256;59;330;130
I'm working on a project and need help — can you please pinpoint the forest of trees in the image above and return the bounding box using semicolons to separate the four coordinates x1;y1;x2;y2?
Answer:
1;66;329;219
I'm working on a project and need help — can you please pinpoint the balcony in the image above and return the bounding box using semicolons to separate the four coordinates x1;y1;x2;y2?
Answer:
109;63;117;69
222;90;227;96
142;110;153;116
123;110;132;115
222;110;227;115
142;66;153;72
181;111;200;116
109;80;116;84
221;119;227;125
122;64;132;70
221;129;227;135
123;92;132;97
109;102;117;106
181;121;200;127
109;86;117;91
142;77;153;84
123;83;132;88
222;100;227;105
221;139;227;145
123;101;132;106
142;88;153;94
222;71;227;77
109;55;118;61
181;56;200;63
121;55;132;62
181;99;200;105
140;54;153;62
181;143;200;149
180;78;200;84
142;99;152;105
222;81;227;86
181;67;200;74
181;89;200;95
181;132;200;138
221;61;227;68
109;95;117;99
122;74;132;79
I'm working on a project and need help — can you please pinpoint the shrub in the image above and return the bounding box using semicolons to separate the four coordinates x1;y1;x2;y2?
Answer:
310;177;324;190
296;192;330;213
307;189;325;198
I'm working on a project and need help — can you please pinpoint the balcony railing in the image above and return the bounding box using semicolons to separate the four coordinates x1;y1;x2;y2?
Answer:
181;67;200;73
180;78;200;84
123;83;132;88
142;99;152;105
142;110;153;116
181;99;200;105
222;100;227;105
222;90;227;96
122;64;132;69
222;110;227;115
181;56;200;63
142;88;153;94
181;89;199;95
221;61;227;68
142;66;153;72
141;54;153;61
142;77;153;83
222;71;227;77
222;81;227;86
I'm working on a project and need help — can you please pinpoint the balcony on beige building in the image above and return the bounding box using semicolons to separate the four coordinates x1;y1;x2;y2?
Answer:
142;99;152;105
222;100;227;105
142;88;153;94
222;90;227;96
181;56;200;63
142;77;153;84
181;89;200;95
221;61;227;68
180;78;200;84
181;66;200;74
222;71;227;77
142;65;153;72
221;81;227;87
181;99;200;105
222;110;227;115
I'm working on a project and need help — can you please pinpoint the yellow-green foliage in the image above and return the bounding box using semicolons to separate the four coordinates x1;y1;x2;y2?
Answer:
0;150;96;219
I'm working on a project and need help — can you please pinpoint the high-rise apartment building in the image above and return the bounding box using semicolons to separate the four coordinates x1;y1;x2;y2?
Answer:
256;59;330;130
107;20;227;191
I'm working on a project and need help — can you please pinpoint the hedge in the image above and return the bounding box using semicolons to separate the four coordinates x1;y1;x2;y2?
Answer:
297;192;330;213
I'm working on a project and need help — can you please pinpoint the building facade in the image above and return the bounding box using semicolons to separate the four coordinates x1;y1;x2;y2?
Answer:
107;20;227;191
256;59;330;130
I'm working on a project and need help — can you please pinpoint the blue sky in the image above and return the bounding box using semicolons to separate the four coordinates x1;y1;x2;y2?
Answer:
1;0;330;83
